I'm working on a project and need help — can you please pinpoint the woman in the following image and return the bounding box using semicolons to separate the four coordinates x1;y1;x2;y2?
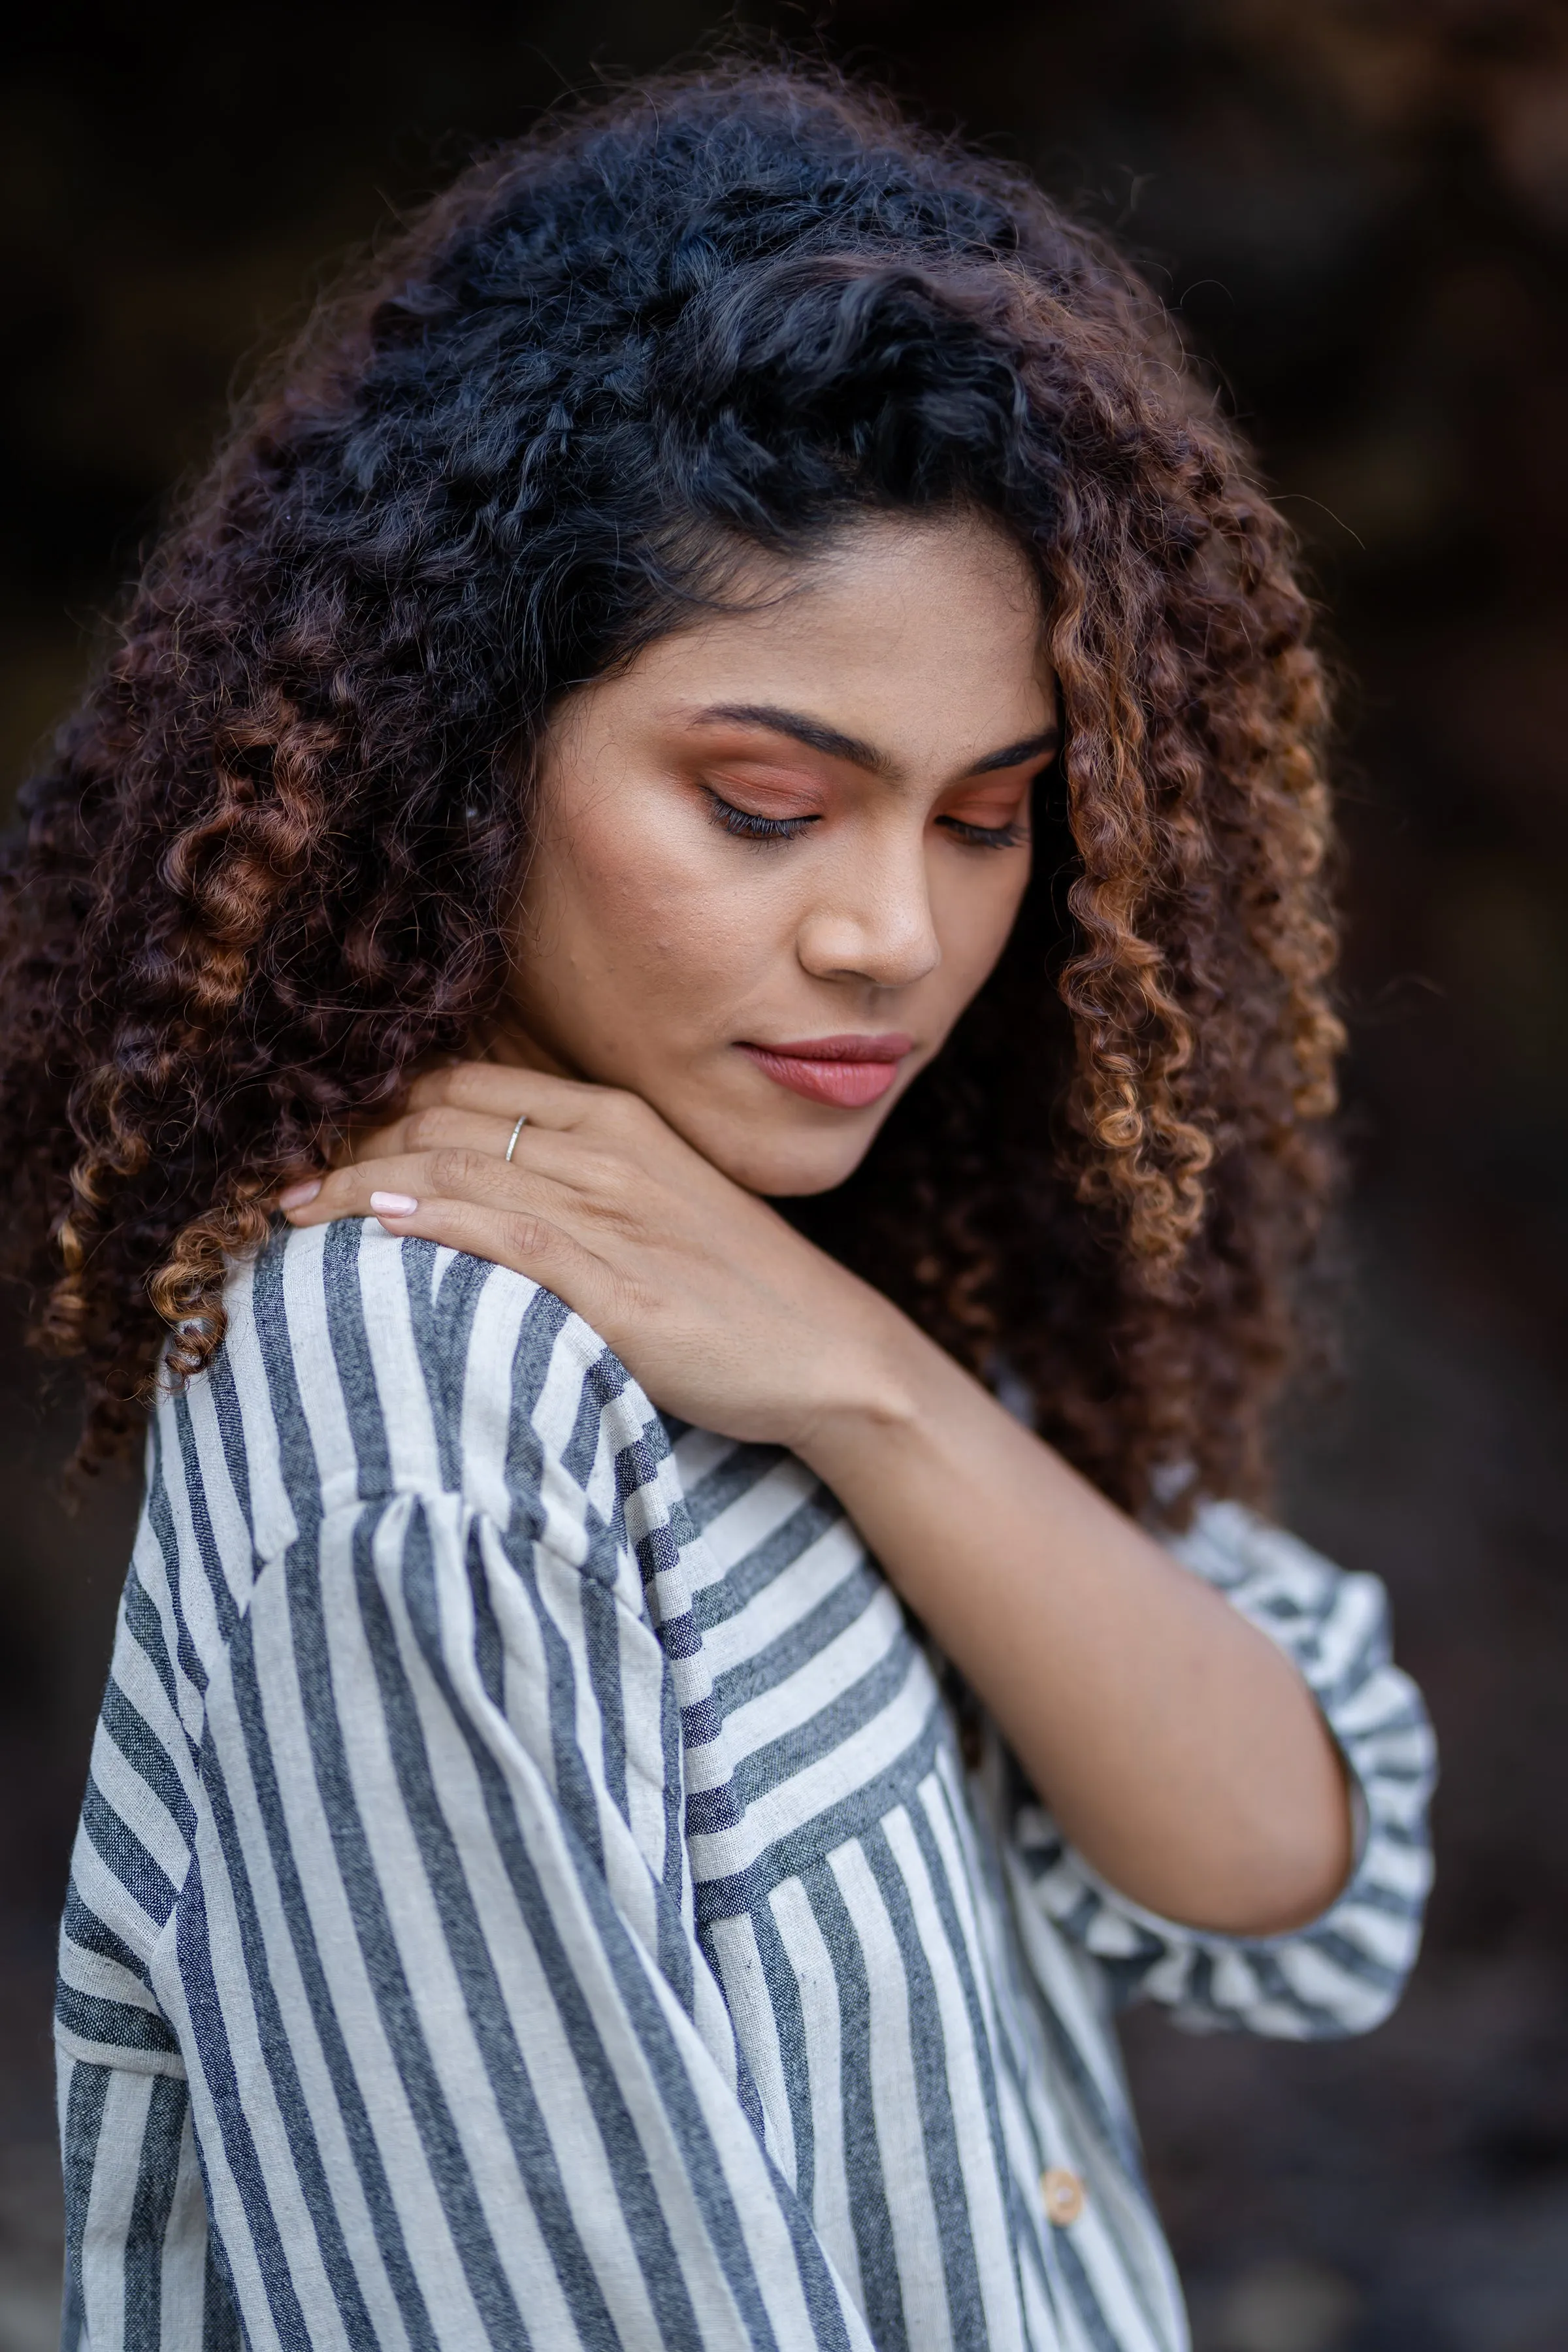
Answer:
11;67;1433;2352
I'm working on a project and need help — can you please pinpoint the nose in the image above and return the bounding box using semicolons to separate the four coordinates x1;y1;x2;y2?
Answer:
794;826;941;990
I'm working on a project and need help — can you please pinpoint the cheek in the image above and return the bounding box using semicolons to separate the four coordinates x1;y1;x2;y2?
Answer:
517;792;789;1009
930;853;1032;1000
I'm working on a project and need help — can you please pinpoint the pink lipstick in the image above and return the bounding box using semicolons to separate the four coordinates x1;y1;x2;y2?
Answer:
737;1032;913;1109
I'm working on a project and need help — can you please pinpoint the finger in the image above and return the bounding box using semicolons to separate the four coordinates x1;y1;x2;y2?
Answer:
280;1145;586;1231
400;1061;608;1130
305;1125;617;1214
351;1107;630;1202
359;1188;610;1318
342;1105;523;1166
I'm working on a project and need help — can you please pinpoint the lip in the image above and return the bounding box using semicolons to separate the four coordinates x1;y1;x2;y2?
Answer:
737;1032;915;1109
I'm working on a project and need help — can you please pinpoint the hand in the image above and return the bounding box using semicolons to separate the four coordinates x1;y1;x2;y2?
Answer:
279;1061;909;1451
282;1065;1354;1934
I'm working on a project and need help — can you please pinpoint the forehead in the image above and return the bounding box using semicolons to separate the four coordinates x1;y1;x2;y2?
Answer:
608;513;1054;764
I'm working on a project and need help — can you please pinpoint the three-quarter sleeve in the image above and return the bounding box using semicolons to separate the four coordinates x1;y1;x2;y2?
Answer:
73;1480;872;2351
57;1222;886;2350
59;1217;1439;2351
1004;1500;1436;2039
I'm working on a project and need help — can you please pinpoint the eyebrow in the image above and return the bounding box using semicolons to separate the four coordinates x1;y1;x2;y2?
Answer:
966;729;1060;775
691;703;1058;780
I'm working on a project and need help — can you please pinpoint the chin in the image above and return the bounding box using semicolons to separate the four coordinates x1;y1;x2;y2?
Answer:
706;1118;881;1201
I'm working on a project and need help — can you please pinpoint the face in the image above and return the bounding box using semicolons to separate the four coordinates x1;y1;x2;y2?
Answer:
496;512;1056;1196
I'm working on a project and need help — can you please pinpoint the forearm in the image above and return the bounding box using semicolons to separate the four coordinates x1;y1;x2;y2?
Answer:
797;1316;1353;1935
285;1072;1353;1935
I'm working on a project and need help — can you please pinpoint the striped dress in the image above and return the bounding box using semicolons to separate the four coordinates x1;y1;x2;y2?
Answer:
57;1220;1435;2352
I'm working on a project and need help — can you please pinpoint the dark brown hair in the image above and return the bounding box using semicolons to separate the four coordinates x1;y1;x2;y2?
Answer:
0;65;1341;1513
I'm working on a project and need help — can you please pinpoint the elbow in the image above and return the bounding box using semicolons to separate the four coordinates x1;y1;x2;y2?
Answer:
1188;1759;1359;1940
1220;1698;1360;1938
1224;1831;1354;1939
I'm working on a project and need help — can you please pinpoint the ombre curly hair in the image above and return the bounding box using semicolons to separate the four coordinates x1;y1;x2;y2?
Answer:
0;64;1341;1511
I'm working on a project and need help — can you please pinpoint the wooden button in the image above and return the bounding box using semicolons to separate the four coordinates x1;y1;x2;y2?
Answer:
1041;2166;1085;2227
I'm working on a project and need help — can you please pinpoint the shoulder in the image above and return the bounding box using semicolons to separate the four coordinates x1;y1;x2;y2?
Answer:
191;1217;661;1557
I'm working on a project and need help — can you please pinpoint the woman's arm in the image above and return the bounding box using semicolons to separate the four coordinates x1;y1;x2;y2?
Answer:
1009;1499;1435;2038
282;1065;1354;1937
792;1323;1354;1935
90;1220;877;2352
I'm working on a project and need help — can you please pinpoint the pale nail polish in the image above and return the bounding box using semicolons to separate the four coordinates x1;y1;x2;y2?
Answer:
278;1179;321;1210
370;1190;420;1217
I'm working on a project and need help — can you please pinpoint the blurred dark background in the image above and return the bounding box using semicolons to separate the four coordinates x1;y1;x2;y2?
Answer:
1;3;1564;2347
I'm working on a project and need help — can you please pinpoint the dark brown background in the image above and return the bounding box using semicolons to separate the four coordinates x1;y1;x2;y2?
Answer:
2;5;1565;2348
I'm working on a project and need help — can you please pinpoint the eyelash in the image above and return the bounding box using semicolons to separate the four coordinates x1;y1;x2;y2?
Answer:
938;815;1030;850
706;792;818;842
705;790;1029;851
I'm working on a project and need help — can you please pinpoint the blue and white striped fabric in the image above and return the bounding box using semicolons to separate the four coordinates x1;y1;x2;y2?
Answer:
56;1220;1435;2351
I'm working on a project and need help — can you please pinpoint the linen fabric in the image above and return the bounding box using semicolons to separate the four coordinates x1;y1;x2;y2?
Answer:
56;1220;1435;2351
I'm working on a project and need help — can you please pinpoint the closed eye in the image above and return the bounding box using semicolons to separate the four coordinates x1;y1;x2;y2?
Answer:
936;751;1052;848
704;789;820;843
936;813;1030;849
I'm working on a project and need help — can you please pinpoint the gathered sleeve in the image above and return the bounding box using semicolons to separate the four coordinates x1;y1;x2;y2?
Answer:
57;1228;876;2351
1004;1501;1437;2040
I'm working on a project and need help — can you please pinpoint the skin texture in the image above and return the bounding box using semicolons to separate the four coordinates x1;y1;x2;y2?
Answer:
495;516;1051;1194
282;515;1352;1934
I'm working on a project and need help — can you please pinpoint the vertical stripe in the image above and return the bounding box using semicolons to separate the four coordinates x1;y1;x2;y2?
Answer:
173;1870;319;2351
157;2102;211;2352
833;1836;961;2352
201;2235;244;2352
768;1877;861;2305
123;2072;193;2346
60;2059;109;2352
274;1514;527;2347
804;1859;908;2352
210;1588;438;2352
322;1218;392;1501
57;1220;1430;2352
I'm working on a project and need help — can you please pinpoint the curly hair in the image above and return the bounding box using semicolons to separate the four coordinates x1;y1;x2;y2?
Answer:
0;63;1341;1512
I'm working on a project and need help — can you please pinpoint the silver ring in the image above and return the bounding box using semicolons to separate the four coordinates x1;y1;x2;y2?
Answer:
503;1113;528;1164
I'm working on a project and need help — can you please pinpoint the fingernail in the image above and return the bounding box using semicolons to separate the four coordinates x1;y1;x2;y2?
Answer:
278;1179;321;1210
370;1190;419;1218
